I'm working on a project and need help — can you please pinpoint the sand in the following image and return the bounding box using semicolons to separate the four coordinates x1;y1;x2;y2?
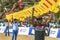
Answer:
0;33;60;40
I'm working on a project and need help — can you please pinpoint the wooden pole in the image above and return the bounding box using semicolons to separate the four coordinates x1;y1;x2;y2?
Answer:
12;15;13;27
31;8;34;26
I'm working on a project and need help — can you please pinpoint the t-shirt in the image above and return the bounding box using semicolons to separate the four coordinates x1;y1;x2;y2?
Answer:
4;22;8;27
36;26;44;29
33;22;45;29
13;23;18;30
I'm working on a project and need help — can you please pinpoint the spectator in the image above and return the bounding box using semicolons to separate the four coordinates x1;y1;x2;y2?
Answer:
30;24;33;27
4;19;10;36
33;12;53;36
26;23;30;27
12;19;18;40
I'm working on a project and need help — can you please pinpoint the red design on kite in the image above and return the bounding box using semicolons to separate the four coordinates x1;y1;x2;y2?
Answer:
46;0;52;6
39;7;44;11
34;9;37;13
41;5;45;9
54;0;57;2
43;3;49;8
28;10;31;14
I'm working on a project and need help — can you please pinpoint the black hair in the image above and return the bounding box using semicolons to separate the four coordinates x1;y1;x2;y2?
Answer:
36;17;42;20
14;19;17;21
4;19;8;22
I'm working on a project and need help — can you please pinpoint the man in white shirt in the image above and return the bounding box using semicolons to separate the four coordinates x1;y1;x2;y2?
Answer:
4;19;10;36
12;19;18;40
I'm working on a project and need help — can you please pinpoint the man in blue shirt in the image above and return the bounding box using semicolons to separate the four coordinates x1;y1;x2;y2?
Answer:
12;19;18;40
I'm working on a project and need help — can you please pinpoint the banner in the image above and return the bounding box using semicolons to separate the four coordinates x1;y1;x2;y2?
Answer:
29;27;35;35
4;27;29;35
0;27;6;33
18;27;29;35
0;27;60;38
57;29;60;38
49;28;59;38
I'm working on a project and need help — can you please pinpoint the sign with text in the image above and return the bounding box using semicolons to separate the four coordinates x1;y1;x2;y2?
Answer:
49;28;59;38
18;27;29;35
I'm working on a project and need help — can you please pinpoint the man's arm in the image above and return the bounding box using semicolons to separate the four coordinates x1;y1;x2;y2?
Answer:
46;12;53;25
